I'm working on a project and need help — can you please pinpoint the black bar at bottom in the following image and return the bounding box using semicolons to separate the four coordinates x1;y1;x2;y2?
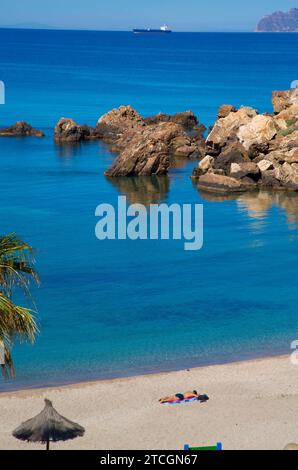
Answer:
0;450;295;466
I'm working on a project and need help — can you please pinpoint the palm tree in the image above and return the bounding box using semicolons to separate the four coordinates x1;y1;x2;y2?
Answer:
0;234;39;378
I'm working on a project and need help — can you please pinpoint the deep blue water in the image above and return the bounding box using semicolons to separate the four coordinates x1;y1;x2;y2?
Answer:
0;30;298;391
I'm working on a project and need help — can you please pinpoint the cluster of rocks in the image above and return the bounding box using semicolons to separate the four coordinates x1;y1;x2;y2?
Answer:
54;106;206;176
0;121;44;137
3;87;298;194
192;88;298;193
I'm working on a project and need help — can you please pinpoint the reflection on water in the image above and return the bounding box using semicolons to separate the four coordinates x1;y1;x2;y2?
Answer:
54;142;82;159
199;189;298;227
106;175;170;205
171;156;193;170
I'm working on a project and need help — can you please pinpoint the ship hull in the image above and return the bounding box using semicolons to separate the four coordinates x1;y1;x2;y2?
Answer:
133;29;172;34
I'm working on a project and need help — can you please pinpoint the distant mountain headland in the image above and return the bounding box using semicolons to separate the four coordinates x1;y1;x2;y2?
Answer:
256;7;298;32
0;22;54;30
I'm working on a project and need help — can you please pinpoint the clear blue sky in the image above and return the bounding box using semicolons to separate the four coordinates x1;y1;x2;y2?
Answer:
1;0;297;31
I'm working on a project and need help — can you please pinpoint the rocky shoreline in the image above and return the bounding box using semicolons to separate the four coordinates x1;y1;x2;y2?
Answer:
192;88;298;192
1;87;298;193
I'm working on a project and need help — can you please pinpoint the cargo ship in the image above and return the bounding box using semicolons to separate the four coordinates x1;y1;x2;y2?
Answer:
133;24;172;34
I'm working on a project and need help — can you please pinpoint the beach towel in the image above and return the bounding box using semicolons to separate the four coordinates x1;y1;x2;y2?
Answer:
161;397;199;405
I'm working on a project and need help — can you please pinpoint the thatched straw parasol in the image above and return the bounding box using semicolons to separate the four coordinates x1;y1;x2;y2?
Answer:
12;398;85;450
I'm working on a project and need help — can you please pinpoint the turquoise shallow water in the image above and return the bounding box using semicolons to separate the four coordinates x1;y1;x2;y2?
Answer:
0;30;297;391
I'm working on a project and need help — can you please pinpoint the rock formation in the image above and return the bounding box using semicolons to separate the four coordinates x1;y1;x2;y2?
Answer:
256;8;298;32
0;121;44;137
54;118;98;143
105;122;191;176
54;89;298;189
54;106;206;176
192;89;298;192
272;88;298;114
144;110;205;133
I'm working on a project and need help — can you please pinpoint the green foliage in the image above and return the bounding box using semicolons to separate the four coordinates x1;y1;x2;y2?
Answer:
0;233;39;378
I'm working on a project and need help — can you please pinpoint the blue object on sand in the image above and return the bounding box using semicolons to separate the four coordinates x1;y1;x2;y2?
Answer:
162;397;199;405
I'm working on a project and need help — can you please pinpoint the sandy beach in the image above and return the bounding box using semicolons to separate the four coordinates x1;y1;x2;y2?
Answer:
1;355;298;450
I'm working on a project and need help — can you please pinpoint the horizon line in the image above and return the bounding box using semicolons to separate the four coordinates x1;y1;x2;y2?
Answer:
0;26;259;33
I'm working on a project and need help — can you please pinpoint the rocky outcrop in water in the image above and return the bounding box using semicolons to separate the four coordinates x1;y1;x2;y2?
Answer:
256;8;298;32
104;108;205;175
105;122;191;176
54;118;99;142
54;105;206;175
192;89;298;192
0;121;44;137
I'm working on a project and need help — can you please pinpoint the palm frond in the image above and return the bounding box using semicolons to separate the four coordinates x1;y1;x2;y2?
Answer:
0;233;39;298
0;293;38;342
0;234;39;378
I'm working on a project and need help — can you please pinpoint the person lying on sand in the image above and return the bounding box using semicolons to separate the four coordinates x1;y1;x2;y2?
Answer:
159;390;206;403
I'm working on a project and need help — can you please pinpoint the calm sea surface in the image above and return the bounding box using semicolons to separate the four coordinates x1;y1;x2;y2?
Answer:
0;30;297;390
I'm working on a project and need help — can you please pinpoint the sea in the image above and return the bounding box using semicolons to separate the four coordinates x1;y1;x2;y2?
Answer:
0;29;297;391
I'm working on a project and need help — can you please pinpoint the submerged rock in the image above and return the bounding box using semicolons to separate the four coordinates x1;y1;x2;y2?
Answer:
0;121;44;137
